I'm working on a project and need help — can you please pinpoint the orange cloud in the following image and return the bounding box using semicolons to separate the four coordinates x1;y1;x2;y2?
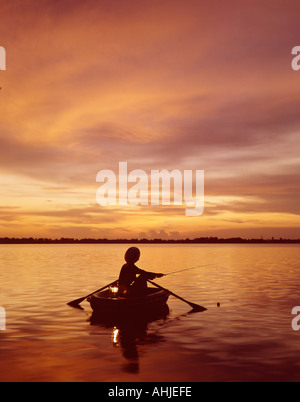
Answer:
0;0;299;239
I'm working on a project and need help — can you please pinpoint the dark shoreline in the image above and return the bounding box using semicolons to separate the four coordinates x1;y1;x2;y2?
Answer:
0;237;299;244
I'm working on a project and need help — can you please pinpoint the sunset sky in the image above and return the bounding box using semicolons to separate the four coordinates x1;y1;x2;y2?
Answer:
0;0;299;239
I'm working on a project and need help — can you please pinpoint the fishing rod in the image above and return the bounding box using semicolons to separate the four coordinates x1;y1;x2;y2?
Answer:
164;264;209;276
163;263;222;308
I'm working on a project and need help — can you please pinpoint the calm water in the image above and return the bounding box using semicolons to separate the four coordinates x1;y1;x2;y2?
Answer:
0;243;300;382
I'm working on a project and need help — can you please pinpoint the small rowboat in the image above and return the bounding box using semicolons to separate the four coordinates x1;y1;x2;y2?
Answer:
87;287;170;315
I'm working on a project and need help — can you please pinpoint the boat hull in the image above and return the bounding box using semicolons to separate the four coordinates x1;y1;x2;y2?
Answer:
88;287;170;315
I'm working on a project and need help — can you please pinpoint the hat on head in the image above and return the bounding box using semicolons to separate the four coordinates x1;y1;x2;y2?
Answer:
124;247;140;263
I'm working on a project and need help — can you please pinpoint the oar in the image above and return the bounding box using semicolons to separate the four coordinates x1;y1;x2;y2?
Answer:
67;279;118;308
148;280;207;312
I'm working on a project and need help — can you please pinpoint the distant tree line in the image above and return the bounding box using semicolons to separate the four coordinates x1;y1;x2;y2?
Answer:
0;237;299;244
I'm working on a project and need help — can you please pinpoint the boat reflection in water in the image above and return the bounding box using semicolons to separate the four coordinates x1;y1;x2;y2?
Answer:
89;303;170;374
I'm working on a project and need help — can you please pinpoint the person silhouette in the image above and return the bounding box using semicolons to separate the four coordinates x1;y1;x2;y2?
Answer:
118;247;164;297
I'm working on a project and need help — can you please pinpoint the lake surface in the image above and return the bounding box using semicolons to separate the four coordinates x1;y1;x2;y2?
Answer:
0;243;300;382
